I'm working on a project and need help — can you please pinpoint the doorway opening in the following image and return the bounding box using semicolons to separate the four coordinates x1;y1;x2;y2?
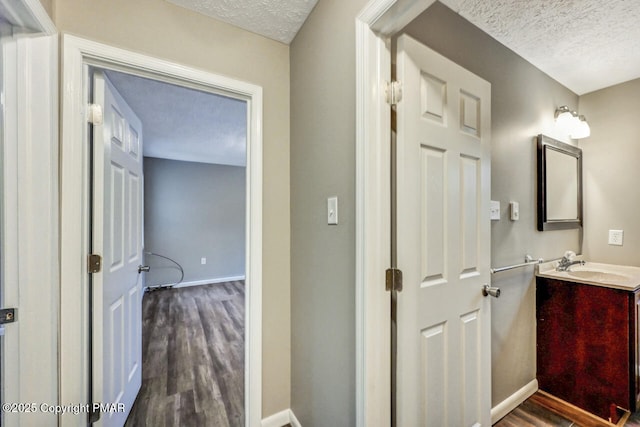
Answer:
60;35;263;427
88;68;248;426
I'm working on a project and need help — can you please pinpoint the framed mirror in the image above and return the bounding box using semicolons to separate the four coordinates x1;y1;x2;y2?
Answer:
537;134;583;231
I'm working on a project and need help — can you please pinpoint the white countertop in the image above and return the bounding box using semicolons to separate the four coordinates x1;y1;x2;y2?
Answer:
536;258;640;291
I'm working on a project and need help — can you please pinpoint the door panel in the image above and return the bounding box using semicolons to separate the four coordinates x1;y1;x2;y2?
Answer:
93;70;144;427
421;146;446;285
396;34;491;426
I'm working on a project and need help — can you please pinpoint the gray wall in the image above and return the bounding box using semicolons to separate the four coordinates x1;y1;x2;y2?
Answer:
143;157;245;286
580;79;640;265
402;2;581;407
290;0;366;425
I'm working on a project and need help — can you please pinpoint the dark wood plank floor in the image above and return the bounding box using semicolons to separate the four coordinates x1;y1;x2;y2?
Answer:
494;391;638;427
125;281;245;427
494;398;574;426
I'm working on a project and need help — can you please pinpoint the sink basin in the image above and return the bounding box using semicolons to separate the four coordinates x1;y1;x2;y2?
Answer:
567;270;631;283
536;260;640;291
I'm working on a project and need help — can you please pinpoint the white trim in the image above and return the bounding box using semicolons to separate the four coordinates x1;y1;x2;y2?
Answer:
22;0;58;36
261;409;302;427
1;31;58;426
354;16;391;427
60;34;263;427
490;379;538;424
0;0;56;35
355;2;438;427
289;410;302;427
149;275;246;289
261;410;290;427
20;0;56;34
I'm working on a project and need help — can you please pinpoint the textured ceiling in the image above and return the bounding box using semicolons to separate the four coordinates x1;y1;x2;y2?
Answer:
166;0;640;93
106;0;640;160
106;71;246;167
439;0;640;95
165;0;318;44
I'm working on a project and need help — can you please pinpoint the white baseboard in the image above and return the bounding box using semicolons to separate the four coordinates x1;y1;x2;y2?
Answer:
262;409;302;427
289;409;301;427
148;275;245;290
490;379;538;424
262;385;530;427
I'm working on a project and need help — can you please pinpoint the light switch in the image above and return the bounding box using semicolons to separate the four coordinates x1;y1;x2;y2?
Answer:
510;201;519;221
327;196;338;225
490;201;500;221
201;257;207;265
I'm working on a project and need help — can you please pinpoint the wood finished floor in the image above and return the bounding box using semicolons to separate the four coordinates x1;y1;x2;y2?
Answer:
494;399;575;427
494;392;640;427
125;281;245;427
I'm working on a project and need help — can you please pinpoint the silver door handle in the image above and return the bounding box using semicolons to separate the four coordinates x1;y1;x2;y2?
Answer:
138;265;150;273
482;284;500;298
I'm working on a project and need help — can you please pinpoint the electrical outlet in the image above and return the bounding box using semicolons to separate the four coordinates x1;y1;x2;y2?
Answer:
201;257;207;265
608;230;624;246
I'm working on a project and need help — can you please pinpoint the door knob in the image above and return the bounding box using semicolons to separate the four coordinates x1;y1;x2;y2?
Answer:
482;284;500;298
138;265;150;274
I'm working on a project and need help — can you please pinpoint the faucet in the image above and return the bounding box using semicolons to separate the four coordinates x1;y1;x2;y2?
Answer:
556;255;586;272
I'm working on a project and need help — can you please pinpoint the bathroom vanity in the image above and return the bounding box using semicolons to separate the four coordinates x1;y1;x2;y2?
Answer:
536;262;640;420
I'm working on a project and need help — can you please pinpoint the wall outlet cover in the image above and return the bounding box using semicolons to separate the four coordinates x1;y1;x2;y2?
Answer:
608;229;624;246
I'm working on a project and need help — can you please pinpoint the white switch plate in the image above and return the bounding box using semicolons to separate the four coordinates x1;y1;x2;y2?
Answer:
509;201;519;221
201;257;207;265
327;196;338;225
608;229;624;246
490;200;500;221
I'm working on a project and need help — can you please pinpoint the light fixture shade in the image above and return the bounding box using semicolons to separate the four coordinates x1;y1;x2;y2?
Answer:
555;106;590;139
555;106;575;134
570;115;591;139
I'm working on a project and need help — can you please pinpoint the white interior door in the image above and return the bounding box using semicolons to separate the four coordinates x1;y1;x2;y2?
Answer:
396;34;492;426
92;70;144;426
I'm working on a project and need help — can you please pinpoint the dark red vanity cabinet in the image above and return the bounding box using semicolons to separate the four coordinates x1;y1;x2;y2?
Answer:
536;276;640;420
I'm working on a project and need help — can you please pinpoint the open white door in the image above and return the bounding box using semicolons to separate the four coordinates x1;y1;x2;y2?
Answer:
396;34;492;426
92;70;144;426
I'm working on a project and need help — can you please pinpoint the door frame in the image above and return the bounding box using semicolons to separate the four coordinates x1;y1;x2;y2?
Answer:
0;1;57;425
354;1;439;426
59;34;263;426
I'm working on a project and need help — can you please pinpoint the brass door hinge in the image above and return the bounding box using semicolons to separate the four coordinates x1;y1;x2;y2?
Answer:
385;268;403;292
88;254;102;273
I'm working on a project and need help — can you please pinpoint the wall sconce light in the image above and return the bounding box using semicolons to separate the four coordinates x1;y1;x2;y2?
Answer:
571;115;590;139
555;105;590;139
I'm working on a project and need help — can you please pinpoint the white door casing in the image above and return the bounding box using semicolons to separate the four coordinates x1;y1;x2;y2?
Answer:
60;35;262;427
355;2;440;426
0;29;58;427
396;34;491;426
92;71;144;426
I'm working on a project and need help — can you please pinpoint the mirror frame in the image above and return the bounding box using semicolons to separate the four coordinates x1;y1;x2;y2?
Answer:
537;134;583;231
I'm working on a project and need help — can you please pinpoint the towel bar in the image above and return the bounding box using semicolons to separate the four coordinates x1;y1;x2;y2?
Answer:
491;255;544;274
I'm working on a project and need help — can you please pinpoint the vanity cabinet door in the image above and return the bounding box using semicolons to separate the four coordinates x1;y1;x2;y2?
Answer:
633;290;640;412
536;277;632;420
